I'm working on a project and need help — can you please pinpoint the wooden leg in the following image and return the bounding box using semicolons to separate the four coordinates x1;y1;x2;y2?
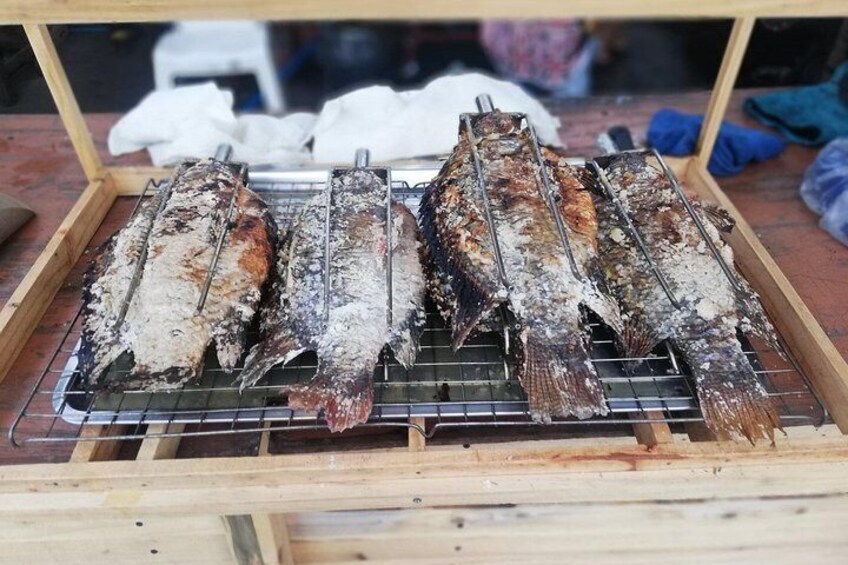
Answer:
629;412;673;448
23;24;102;180
136;423;186;461
696;17;756;165
408;417;426;452
70;425;127;463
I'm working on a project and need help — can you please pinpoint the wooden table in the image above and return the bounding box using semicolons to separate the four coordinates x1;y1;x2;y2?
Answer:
1;89;846;466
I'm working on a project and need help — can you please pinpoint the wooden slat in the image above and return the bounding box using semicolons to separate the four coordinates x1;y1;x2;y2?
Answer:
685;160;848;432
288;497;848;565
108;166;172;195
0;175;116;384
22;24;101;181
408;417;426;452
253;514;295;565
135;424;185;461
629;412;673;447
2;0;848;25
696;17;756;164
1;426;847;519
69;426;127;463
223;515;264;565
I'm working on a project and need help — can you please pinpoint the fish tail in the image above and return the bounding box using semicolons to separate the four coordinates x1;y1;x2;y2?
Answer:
689;344;782;443
238;336;304;390
286;365;374;433
518;327;609;421
616;315;660;367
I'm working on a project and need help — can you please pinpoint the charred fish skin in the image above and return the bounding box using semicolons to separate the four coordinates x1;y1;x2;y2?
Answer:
81;159;275;392
79;191;165;387
592;152;780;442
239;170;426;432
419;112;622;422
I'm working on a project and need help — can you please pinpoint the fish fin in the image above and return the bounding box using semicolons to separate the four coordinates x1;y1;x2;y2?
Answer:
389;310;425;369
574;165;605;197
452;286;500;350
615;314;661;363
696;367;782;444
580;281;624;335
238;335;305;390
517;327;609;421
285;364;374;433
213;315;247;373
736;289;784;356
698;201;736;234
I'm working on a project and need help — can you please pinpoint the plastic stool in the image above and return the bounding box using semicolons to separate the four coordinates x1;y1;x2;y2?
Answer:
152;21;285;113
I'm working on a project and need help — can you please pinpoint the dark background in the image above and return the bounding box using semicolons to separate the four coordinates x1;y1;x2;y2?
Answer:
0;19;846;114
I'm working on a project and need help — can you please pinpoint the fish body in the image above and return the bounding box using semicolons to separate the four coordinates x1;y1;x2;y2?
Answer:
239;168;427;432
592;152;781;442
79;159;275;390
418;112;622;421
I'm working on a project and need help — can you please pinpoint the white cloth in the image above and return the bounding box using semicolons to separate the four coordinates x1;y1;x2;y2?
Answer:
108;82;313;166
311;72;562;163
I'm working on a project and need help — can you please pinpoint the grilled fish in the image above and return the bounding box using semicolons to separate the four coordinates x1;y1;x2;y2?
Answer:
79;159;275;390
238;169;427;432
591;152;781;442
418;111;622;421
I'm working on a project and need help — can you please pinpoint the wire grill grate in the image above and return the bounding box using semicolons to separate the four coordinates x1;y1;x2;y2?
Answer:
8;168;827;446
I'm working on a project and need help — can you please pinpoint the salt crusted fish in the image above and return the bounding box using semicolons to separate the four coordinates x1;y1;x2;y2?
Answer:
238;168;426;432
418;110;622;421
591;152;781;442
79;159;275;391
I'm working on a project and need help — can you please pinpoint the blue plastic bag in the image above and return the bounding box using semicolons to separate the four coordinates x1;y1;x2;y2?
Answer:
799;138;848;245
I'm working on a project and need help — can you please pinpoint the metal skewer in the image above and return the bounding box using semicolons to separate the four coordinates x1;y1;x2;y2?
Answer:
196;162;247;313
588;159;682;309
649;147;744;293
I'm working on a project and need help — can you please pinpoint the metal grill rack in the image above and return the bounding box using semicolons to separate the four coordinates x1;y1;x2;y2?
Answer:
9;165;827;447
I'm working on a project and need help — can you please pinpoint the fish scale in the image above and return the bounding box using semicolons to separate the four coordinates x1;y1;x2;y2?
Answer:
238;167;427;432
418;109;623;422
593;152;781;442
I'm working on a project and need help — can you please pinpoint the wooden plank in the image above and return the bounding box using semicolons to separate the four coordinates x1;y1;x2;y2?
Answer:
135;424;186;461
288;497;848;564
3;0;848;25
223;515;264;565
628;412;673;447
69;425;127;463
696;17;756;164
1;428;847;518
685;160;848;432
22;24;101;181
0;176;116;385
408;417;426;452
108;166;172;196
253;513;295;565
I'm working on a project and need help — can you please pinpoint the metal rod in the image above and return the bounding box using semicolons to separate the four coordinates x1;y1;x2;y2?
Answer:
462;114;509;287
527;124;583;280
323;173;334;323
475;94;494;113
128;178;157;219
588;159;682;309
214;143;233;162
116;181;174;327
196;163;246;313
650;148;744;293
355;147;370;168
385;170;393;327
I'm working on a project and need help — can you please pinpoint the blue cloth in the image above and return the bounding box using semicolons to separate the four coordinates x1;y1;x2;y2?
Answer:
647;109;786;177
800;138;848;247
743;62;848;146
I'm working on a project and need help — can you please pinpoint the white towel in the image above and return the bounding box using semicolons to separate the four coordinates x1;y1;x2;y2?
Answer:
108;82;314;166
311;72;562;163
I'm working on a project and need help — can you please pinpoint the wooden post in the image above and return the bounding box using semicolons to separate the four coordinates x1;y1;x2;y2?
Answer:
408;417;427;452
629;412;673;448
69;425;127;463
696;17;756;165
136;423;186;461
23;24;102;181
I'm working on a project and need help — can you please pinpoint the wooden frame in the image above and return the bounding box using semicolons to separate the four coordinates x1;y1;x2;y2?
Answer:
2;3;848;564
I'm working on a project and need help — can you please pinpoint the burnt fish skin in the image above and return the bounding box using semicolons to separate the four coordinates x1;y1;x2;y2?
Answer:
238;169;427;432
79;159;275;391
592;152;781;442
418;111;622;422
